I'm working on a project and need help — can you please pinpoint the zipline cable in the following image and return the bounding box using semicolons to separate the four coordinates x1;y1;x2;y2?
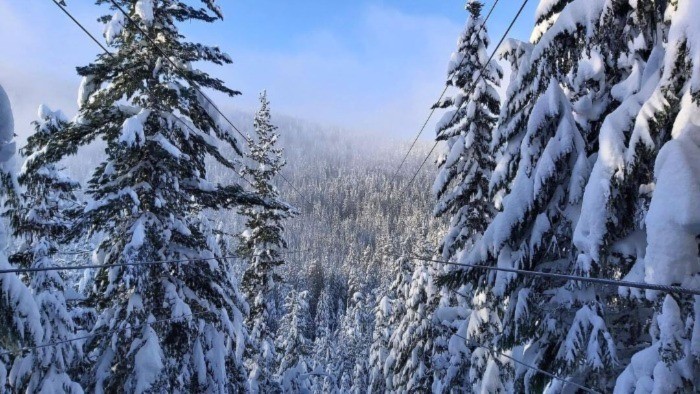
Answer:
50;0;112;55
401;0;531;193
279;172;314;208
388;0;501;185
0;248;321;276
0;311;213;358
409;253;700;297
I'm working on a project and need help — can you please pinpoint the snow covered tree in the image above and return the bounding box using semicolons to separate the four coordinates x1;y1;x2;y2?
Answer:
436;0;700;391
442;0;638;391
378;237;415;392
5;105;83;392
277;290;313;393
387;259;436;392
0;83;43;391
613;0;700;383
310;287;337;392
337;291;372;394
35;2;285;391
239;92;293;393
490;77;599;392
430;3;509;391
568;0;700;391
368;293;392;393
433;0;501;261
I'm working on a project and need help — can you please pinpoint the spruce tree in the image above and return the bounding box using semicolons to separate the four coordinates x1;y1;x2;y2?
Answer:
6;106;83;393
36;1;284;391
276;290;313;393
388;260;436;392
310;287;337;392
444;0;700;391
0;83;43;390
430;2;507;391
367;294;392;393
380;238;414;392
428;280;458;393
433;0;501;260
239;92;292;394
612;1;700;389
444;1;631;391
342;291;372;394
556;0;700;391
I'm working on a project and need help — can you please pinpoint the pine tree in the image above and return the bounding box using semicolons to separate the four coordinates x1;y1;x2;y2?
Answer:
495;78;599;392
0;83;43;390
442;1;700;391
433;0;501;260
443;1;635;391
310;287;337;392
430;3;508;391
388;260;436;392
36;2;285;391
613;0;700;384
380;238;414;392
240;92;293;394
6;106;83;392
367;293;392;393
428;279;458;394
566;0;700;391
276;290;313;393
341;291;372;394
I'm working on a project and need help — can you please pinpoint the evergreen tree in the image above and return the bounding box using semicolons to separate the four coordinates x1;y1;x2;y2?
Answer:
310;287;337;392
495;78;597;392
342;292;372;394
6;106;83;393
430;3;508;391
444;1;627;391
277;290;313;393
612;0;700;385
427;278;456;394
570;0;700;391
438;0;700;391
433;0;501;260
432;290;469;393
380;238;414;392
388;260;436;392
0;83;43;391
239;92;293;394
36;2;284;391
367;293;392;393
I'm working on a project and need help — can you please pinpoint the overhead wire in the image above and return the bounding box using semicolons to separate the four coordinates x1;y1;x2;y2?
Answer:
0;248;322;276
409;253;700;297
50;0;112;55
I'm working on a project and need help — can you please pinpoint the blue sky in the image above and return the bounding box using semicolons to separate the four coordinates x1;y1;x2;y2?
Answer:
0;0;538;140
